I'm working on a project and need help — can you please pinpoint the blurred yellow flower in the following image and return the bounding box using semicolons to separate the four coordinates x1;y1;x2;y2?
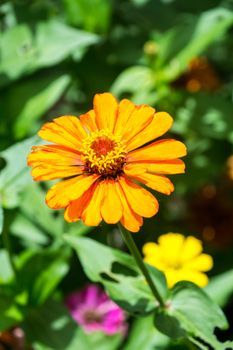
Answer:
143;233;213;288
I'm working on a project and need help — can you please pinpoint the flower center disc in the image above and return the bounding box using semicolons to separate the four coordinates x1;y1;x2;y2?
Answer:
82;130;127;177
83;310;103;324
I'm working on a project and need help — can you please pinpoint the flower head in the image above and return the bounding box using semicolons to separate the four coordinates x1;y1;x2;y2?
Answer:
175;57;220;93
65;284;127;335
143;233;213;288
27;93;186;232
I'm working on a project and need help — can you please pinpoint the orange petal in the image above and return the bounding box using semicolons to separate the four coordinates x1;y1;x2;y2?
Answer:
81;182;104;226
31;165;84;181
119;176;159;217
80;109;98;133
128;139;187;162
38;116;87;149
28;145;83;164
121;105;155;144
125;168;174;195
46;174;99;209
125;160;185;175
126;112;173;151
100;180;123;224
114;99;135;135
93;93;118;132
116;181;143;232
64;188;93;222
28;145;84;181
143;159;185;174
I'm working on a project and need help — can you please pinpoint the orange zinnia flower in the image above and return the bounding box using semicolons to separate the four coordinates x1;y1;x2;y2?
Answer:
27;93;186;232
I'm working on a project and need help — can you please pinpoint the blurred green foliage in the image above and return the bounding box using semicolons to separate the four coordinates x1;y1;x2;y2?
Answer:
1;0;233;349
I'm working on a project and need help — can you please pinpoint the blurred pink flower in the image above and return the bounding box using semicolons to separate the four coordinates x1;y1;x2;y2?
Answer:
65;284;127;335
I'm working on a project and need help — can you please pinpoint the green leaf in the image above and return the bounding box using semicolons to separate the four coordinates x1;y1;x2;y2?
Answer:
64;0;112;34
0;206;3;234
14;75;71;138
34;20;99;68
24;300;80;350
64;235;167;315
13;184;64;239
111;66;157;104
17;248;70;305
0;136;39;208
174;93;233;142
161;8;233;81
205;269;233;307
10;183;91;247
0;24;35;80
0;249;14;283
0;286;24;332
25;298;122;350
0;20;99;83
11;214;50;247
69;328;122;350
154;281;228;349
124;315;170;350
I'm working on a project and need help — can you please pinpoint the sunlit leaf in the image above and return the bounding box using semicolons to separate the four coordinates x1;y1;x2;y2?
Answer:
124;315;170;350
0;249;14;283
161;8;233;81
0;206;3;234
64;0;112;34
64;235;167;315
17;248;70;306
35;20;99;68
0;286;24;332
154;281;228;349
14;75;71;138
205;269;233;308
0;136;38;208
111;66;157;104
0;20;99;83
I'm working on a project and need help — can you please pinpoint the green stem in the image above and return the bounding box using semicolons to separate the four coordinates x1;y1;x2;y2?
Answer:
2;225;17;276
118;224;165;307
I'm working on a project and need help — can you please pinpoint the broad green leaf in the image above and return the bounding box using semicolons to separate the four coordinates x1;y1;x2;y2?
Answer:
0;24;35;80
25;299;122;350
10;183;91;246
15;184;64;238
0;206;3;234
34;20;99;68
11;214;50;247
14;75;71;138
124;315;170;350
0;136;39;208
0;20;99;83
68;328;122;350
64;235;167;315
0;249;14;283
154;281;228;349
24;300;80;350
64;0;112;34
17;248;70;305
0;286;24;332
66;221;94;237
161;8;233;81
111;66;157;104
205;269;233;307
